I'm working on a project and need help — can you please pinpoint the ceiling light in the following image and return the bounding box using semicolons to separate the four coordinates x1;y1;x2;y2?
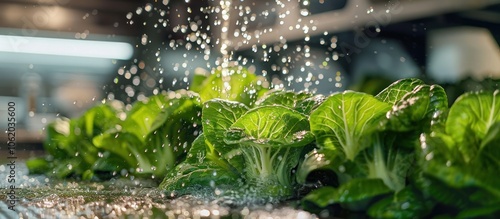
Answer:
0;35;134;60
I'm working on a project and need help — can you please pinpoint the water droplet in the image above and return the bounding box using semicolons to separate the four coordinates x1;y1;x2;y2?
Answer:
401;202;410;210
126;12;133;20
144;3;153;12
425;152;434;161
338;165;346;173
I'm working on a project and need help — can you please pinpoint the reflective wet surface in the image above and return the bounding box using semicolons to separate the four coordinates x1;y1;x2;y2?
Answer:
0;162;318;219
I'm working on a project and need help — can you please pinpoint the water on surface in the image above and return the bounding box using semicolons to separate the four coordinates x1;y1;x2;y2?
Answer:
0;162;318;218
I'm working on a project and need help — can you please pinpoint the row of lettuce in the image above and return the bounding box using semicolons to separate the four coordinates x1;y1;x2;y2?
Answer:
27;67;500;218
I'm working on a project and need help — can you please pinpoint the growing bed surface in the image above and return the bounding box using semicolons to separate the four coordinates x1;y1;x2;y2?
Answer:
0;162;318;218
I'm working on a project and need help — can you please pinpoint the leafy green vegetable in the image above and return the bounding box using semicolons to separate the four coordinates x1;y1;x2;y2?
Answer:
300;79;448;215
161;96;315;201
195;66;268;105
256;90;312;107
378;79;448;133
160;99;248;198
445;90;500;162
159;134;241;196
368;186;434;218
201;99;248;172
90;91;202;179
27;71;500;217
202;99;249;155
310;91;391;161
28;66;267;181
256;90;325;115
376;78;426;105
303;178;392;210
224;105;314;197
416;90;500;217
31;102;123;179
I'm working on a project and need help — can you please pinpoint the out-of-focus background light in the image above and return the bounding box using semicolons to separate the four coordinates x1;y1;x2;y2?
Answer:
0;35;133;60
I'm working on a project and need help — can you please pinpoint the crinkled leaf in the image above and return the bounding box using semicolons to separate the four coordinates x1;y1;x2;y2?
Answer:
81;101;123;137
427;85;449;132
225;106;314;148
384;85;431;132
376;78;425;105
201;99;248;172
32;102;123;178
310;91;391;161
141;93;202;176
202;99;249;153
88;94;179;177
296;94;326;115
256;90;324;115
446;90;500;162
388;84;447;132
222;106;313;195
257;90;312;108
144;117;200;177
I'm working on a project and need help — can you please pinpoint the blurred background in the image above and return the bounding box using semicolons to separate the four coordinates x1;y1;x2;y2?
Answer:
1;0;500;147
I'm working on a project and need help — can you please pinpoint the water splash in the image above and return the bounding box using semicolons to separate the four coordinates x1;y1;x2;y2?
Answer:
218;0;233;70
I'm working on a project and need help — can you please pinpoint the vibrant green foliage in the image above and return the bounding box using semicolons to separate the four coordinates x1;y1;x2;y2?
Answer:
415;90;500;218
27;102;123;179
309;91;391;161
160;96;316;201
299;78;449;216
28;69;500;216
27;67;266;181
194;66;268;105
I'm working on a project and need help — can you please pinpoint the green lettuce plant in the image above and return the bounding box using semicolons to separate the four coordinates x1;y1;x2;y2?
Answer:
415;90;500;218
298;79;448;217
27;101;124;180
159;90;322;202
27;66;267;181
27;69;500;216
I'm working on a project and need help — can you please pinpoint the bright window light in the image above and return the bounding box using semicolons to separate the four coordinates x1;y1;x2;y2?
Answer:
0;35;134;60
